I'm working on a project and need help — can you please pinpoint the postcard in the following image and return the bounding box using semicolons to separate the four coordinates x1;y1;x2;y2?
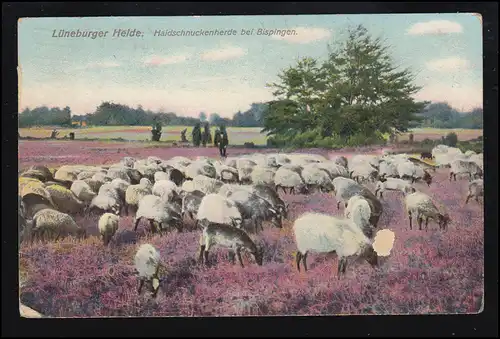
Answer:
18;13;484;317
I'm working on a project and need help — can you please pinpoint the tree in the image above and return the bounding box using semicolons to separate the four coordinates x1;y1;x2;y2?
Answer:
199;112;207;122
209;113;222;124
262;24;428;145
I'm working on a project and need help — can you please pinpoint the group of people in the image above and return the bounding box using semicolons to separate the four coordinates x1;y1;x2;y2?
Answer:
192;122;229;157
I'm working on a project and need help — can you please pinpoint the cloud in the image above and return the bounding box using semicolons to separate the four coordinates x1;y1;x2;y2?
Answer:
74;61;121;70
144;54;188;66
413;83;482;112
270;27;332;44
426;57;471;72
200;46;246;61
407;20;463;35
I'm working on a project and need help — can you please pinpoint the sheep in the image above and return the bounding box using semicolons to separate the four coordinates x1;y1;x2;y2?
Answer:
110;178;131;205
378;160;399;179
190;175;225;195
20;185;56;220
219;167;240;183
301;164;335;193
311;162;349;180
344;195;374;239
274;167;307;195
44;184;86;215
181;190;206;221
236;163;256;184
134;194;183;234
105;167;131;183
70;180;97;205
349;164;379;184
226;189;283;233
196;193;243;229
374;178;416;198
152;179;179;202
404;192;451;231
293;212;395;278
249;166;276;186
465;179;483;205
396;162;432;185
124;178;153;216
24;208;86;243
120;156;136;168
197;221;264;268
88;195;121;216
154;171;170;182
181;180;195;193
333;156;348;169
98;213;120;246
252;183;289;219
166;167;185;186
185;162;217;179
420;152;433;160
449;159;483;181
147;156;163;165
20;165;54;183
134;244;165;298
135;163;162;181
218;183;253;197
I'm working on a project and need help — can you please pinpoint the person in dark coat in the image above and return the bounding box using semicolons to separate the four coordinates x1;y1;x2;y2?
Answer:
214;125;229;157
201;122;212;147
192;123;202;147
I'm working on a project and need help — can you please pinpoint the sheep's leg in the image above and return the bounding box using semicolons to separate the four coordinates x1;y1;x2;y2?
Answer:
408;211;412;230
252;217;259;234
465;193;471;204
137;278;145;294
236;247;245;268
338;257;347;279
336;201;341;209
133;217;141;231
468;173;472;181
296;252;302;272
454;174;457;181
449;172;453;181
149;220;156;234
198;245;206;264
418;216;423;231
425;217;429;232
228;250;236;264
344;202;348;208
302;252;308;271
290;187;294;195
188;211;194;220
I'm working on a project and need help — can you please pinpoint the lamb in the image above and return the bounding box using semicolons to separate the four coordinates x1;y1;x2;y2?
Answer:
449;159;483;181
124;178;153;216
293;212;394;278
465;179;483;205
301;164;335;193
404;192;451;231
374;178;416;198
197;221;264;268
181;190;206;221
226;189;283;233
344;195;374;239
98;213;120;246
134;244;165;298
24;208;86;243
190;175;225;195
70;180;97;205
274;167;307;195
196;193;243;228
134;194;183;234
45;184;86;215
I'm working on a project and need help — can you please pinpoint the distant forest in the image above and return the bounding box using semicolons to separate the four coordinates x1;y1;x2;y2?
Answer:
18;101;483;130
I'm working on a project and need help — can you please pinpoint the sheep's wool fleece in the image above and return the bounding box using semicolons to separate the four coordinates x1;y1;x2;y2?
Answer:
136;195;170;223
405;192;436;213
134;244;161;278
196;193;241;224
98;213;119;234
33;209;79;233
293;213;370;258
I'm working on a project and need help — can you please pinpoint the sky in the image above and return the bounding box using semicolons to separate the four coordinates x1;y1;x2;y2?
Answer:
18;13;483;117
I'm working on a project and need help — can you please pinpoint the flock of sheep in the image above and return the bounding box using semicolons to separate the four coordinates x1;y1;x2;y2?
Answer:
18;143;484;298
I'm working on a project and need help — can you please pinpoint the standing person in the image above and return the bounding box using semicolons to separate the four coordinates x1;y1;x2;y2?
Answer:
214;125;229;157
202;122;211;147
192;123;202;147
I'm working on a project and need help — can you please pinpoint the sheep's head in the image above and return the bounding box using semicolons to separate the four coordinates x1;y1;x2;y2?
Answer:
423;171;433;186
438;213;451;231
252;245;264;266
229;217;243;229
362;245;379;268
110;204;120;215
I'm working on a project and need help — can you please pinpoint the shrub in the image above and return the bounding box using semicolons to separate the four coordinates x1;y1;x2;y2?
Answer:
444;132;458;147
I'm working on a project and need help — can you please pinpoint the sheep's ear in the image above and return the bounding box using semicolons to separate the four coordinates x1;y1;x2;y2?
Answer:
268;208;276;214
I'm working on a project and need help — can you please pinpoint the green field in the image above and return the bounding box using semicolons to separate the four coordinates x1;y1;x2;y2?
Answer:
19;126;482;146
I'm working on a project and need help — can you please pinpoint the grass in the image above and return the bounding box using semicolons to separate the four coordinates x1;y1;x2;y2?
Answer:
18;147;484;317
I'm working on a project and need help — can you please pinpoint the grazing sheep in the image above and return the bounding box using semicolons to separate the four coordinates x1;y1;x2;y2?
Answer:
226;189;283;233
420;152;433;160
465;179;484;205
98;213;120;246
24;208;86;243
293;212;392;278
134;244;164;298
404;192;451;231
349;164;379;184
274;167;307;195
20;165;55;183
185;162;217;179
344;195;374;239
252;183;289;219
124;178;153;216
181;180;195;193
190;175;225;195
88;195;121;216
397;162;431;185
154;171;170;182
134;194;183;234
196;193;243;228
449;159;483;181
236;159;257;184
311;162;349;180
70;180;97;204
333;156;348;169
105;167;131;183
20;186;56;220
374;178;416;198
45;184;86;215
166;167;185;186
218;183;253;197
378;161;399;179
181;190;206;221
301;164;335;193
197;221;264;268
120;156;136;168
152;180;179;202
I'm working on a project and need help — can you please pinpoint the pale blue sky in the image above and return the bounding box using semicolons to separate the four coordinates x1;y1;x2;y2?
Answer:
18;13;482;117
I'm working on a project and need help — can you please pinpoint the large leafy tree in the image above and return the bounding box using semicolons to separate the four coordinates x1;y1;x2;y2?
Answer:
262;24;428;143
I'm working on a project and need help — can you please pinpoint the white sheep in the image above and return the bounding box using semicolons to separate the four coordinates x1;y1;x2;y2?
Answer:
449;159;483;181
301;164;335;193
293;212;394;278
274;167;307;195
120;156;136;168
152;179;179;201
24;208;86;243
349;164;379;184
45;184;86;215
70;180;97;204
105;167;131;183
404;192;451;231
250;166;276;186
374;178;416;198
344;195;374;239
218;183;253;197
196;193;243;228
378;160;399;179
124;178;153;216
98;213;120;246
134;244;164;298
332;177;364;209
185;162;217;179
190;175;225;195
134;194;183;234
154;171;170;182
465;179;483;205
